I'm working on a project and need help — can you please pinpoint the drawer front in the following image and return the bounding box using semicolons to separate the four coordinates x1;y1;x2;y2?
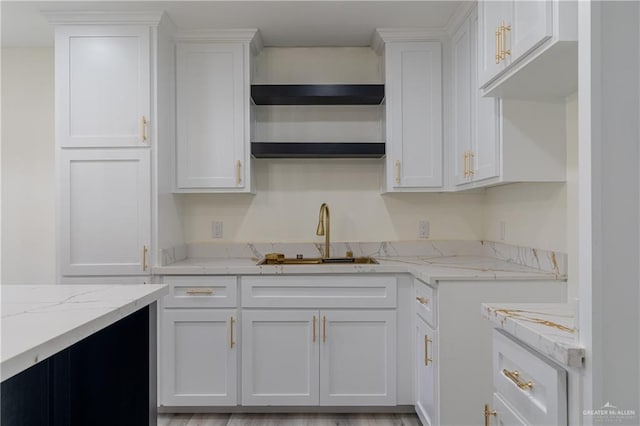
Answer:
493;330;567;426
241;275;397;308
492;392;528;426
414;279;436;327
163;276;238;308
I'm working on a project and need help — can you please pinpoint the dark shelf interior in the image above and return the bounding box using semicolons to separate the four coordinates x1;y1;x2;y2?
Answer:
251;84;385;105
251;142;385;159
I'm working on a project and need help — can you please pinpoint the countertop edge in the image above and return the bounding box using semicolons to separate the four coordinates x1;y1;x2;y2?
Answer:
1;285;168;382
481;303;585;369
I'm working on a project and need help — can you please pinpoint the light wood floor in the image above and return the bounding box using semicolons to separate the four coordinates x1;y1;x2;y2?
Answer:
157;413;422;426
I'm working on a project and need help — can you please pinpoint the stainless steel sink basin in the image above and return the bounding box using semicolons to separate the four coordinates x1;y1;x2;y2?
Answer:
257;255;378;265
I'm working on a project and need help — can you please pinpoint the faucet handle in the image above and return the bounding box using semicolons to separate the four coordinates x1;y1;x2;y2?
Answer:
346;251;353;258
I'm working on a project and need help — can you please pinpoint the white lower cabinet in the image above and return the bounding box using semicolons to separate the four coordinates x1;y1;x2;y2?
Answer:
488;330;567;426
161;309;237;406
241;309;396;406
320;310;396;406
414;278;566;425
415;315;438;426
241;310;319;406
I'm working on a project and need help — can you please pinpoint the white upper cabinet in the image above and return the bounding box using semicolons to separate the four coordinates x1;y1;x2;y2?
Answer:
377;35;443;192
453;10;500;188
55;26;151;147
175;36;256;193
477;0;577;97
452;8;565;190
59;148;151;276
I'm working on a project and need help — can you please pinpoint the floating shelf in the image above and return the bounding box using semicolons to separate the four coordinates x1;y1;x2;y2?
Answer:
251;84;385;105
251;142;385;159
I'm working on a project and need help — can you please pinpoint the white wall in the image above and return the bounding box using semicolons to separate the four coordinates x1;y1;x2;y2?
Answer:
180;159;486;243
1;48;55;284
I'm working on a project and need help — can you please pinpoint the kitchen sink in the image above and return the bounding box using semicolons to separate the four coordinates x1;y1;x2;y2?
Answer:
257;255;378;265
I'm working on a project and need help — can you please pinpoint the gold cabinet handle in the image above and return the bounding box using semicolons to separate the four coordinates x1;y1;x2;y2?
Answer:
141;116;148;142
230;316;235;349
322;316;327;343
142;245;148;271
395;160;401;184
236;160;242;185
424;336;433;366
500;22;511;60
416;296;429;305
463;152;468;177
495;27;501;64
468;151;475;176
185;288;213;295
502;368;534;390
312;315;317;342
484;403;497;426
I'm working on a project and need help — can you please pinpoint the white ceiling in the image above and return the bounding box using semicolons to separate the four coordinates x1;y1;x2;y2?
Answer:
1;1;466;47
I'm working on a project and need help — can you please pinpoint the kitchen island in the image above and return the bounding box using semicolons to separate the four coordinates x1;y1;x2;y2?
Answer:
1;284;168;426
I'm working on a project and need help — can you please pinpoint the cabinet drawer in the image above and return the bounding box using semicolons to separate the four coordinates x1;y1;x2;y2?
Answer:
415;279;436;327
493;392;527;425
163;276;237;308
241;275;397;308
493;330;567;426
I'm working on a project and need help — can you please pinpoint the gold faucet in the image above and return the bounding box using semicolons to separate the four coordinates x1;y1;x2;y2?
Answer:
316;203;330;258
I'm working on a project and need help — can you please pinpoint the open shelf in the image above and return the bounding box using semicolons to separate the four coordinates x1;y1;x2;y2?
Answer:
251;84;385;105
251;142;385;159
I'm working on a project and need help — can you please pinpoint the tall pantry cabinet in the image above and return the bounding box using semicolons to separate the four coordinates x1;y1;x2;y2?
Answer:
49;13;167;283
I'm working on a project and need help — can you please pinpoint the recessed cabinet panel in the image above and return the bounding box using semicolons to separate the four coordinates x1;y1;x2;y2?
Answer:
241;310;319;406
176;43;247;190
56;26;150;147
386;41;442;190
59;149;150;276
161;309;237;406
320;310;396;406
511;1;553;61
415;316;438;426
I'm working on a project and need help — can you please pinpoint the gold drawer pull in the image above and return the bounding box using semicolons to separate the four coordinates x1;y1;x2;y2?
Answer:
312;315;317;342
185;288;213;295
322;316;327;343
141;116;148;142
236;160;242;185
495;27;501;64
229;316;235;349
484;403;497;426
395;160;401;184
416;296;429;305
142;245;148;272
424;336;433;366
503;368;534;390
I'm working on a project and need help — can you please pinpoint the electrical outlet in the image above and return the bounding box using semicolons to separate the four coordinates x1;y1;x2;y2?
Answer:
418;220;430;239
499;221;506;241
212;221;223;239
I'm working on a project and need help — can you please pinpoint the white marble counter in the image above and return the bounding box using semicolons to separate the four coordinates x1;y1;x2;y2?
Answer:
482;302;585;368
153;255;563;283
1;284;168;381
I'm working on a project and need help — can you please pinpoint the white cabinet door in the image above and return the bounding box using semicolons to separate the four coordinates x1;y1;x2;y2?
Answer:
415;316;438;426
176;42;248;191
55;26;150;148
452;18;473;187
59;148;150;276
471;11;500;183
511;1;553;62
161;309;237;406
319;310;396;406
386;41;442;189
478;1;511;86
241;310;319;405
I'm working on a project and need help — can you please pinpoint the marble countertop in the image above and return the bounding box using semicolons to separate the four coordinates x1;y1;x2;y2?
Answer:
153;255;564;283
1;284;168;382
482;302;585;368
